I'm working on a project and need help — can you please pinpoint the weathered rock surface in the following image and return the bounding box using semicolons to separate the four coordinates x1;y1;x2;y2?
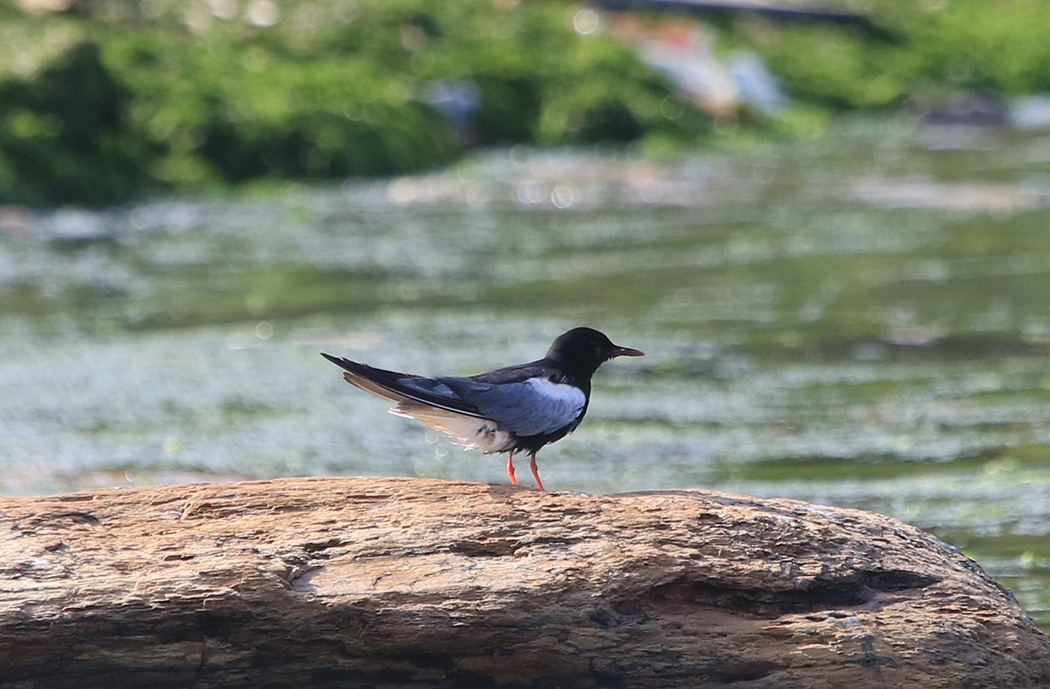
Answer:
0;477;1047;688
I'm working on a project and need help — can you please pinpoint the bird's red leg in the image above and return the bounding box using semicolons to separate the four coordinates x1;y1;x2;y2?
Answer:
529;452;545;491
506;453;518;485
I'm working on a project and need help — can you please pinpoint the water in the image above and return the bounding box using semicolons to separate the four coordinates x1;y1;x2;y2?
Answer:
2;119;1050;628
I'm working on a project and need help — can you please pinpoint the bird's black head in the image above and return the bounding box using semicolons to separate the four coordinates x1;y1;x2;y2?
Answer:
545;327;644;378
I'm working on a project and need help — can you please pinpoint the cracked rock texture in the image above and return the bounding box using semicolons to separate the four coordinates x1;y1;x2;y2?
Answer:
0;476;1048;688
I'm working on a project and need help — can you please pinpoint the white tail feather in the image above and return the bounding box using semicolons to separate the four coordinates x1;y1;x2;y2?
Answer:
391;404;516;453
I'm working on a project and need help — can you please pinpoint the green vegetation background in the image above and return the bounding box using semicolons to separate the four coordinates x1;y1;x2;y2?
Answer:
1;0;1048;207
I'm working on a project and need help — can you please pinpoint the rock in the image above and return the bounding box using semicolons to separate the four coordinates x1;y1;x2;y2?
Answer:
0;477;1047;688
904;91;1010;127
1010;94;1050;130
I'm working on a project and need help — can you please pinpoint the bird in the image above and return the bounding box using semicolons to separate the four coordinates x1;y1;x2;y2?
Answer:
321;327;644;490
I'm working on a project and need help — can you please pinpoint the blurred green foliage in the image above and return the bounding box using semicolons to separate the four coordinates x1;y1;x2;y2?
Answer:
1;0;1048;207
0;41;159;205
0;0;707;206
740;0;1050;109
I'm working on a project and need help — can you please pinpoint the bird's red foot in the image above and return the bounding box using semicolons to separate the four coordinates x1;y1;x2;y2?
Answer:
529;452;545;491
507;453;518;485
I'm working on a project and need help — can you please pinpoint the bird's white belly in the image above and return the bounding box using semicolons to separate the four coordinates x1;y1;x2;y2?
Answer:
524;377;586;414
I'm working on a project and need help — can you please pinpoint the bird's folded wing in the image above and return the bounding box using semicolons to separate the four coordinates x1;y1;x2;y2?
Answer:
320;354;486;418
439;377;586;437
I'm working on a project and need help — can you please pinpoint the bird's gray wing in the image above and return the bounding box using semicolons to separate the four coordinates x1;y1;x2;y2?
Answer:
438;376;586;437
320;354;486;418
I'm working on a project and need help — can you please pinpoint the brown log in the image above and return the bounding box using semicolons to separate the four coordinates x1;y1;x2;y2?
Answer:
0;477;1048;688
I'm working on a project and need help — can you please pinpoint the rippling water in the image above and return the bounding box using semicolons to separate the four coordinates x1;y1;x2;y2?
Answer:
2;119;1050;627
